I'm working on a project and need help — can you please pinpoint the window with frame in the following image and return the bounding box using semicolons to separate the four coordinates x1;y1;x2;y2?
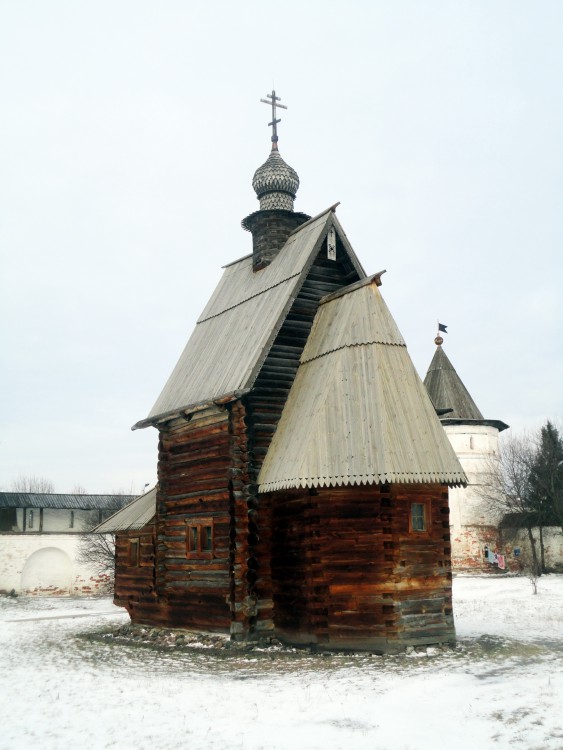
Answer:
128;538;140;566
410;502;430;533
186;519;214;558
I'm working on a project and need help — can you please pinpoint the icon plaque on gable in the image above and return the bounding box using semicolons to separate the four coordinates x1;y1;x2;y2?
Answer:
327;227;336;261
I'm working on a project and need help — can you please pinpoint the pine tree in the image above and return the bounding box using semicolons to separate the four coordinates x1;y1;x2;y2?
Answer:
529;422;563;544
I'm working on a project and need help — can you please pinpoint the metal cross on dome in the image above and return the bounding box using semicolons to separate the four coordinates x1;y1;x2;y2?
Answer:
260;89;288;145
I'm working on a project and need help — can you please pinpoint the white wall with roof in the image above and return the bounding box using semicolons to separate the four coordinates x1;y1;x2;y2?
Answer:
13;508;99;533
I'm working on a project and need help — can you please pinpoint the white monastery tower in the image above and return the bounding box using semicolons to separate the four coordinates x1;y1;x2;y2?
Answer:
424;336;509;572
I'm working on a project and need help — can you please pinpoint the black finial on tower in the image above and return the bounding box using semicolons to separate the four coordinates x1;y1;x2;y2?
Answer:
260;90;288;149
435;321;448;345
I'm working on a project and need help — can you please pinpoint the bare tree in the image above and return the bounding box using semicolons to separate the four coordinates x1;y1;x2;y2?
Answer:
11;475;55;493
76;496;131;593
520;547;540;595
77;515;116;593
71;484;87;495
478;433;542;576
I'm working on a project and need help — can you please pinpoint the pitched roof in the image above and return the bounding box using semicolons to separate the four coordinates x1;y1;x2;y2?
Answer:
94;487;156;533
423;345;484;420
258;277;466;492
0;493;134;510
134;208;364;428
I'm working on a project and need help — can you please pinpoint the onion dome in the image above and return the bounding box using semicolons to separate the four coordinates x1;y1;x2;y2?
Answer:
252;145;300;211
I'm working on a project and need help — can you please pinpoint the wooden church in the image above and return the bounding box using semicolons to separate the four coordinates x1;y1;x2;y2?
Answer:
100;92;466;653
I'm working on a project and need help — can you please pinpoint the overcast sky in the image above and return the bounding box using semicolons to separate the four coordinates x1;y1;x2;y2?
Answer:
1;1;561;494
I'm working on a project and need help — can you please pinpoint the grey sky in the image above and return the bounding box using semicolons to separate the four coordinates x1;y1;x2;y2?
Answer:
1;1;561;493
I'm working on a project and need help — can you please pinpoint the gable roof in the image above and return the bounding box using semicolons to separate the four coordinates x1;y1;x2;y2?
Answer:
94;487;156;533
134;208;365;429
258;276;467;492
423;345;484;420
0;493;134;510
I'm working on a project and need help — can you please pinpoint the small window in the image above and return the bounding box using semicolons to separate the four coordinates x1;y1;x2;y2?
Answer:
186;519;214;558
28;510;34;529
69;510;75;529
129;539;140;566
410;503;427;533
202;526;213;552
188;526;198;553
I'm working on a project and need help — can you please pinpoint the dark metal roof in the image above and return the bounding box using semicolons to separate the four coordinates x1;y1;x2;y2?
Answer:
0;493;135;510
440;418;509;432
423;345;484;421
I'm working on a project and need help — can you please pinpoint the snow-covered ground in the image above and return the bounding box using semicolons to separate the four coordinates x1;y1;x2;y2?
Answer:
1;575;562;750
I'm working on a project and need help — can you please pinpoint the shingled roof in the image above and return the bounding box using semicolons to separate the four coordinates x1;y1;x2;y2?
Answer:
423;343;509;432
258;276;467;492
134;208;364;429
95;487;156;533
423;344;484;420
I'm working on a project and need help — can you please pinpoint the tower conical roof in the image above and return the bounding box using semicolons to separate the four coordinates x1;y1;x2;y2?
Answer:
423;344;484;420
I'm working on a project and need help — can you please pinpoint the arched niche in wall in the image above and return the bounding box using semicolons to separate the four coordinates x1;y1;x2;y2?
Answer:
21;547;73;595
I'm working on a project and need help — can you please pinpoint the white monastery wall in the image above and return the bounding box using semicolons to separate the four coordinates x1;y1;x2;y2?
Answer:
500;527;563;573
0;534;113;595
14;508;96;533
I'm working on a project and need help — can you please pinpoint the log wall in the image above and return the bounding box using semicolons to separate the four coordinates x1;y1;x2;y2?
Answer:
114;526;157;609
269;483;454;652
118;406;232;629
119;402;274;638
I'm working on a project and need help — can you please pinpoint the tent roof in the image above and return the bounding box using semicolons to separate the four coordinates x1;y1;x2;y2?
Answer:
423;345;484;421
258;277;467;492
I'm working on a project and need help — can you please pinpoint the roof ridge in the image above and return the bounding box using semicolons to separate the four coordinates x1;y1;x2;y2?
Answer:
286;203;340;237
197;272;301;323
301;339;405;365
319;271;387;305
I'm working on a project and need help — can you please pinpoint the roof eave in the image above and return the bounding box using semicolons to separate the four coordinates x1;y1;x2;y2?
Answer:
440;418;510;432
132;389;251;431
258;473;468;494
